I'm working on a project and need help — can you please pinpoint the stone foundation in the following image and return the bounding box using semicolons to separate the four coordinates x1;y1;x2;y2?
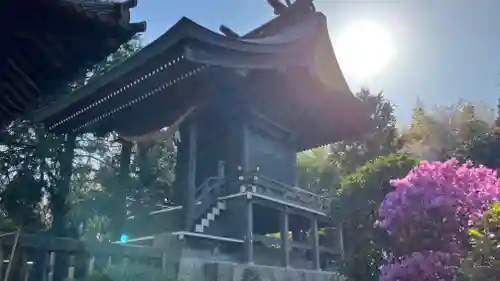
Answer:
185;261;345;281
153;232;344;281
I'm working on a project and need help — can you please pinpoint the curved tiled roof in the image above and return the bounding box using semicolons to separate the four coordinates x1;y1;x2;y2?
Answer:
33;9;369;149
0;0;146;128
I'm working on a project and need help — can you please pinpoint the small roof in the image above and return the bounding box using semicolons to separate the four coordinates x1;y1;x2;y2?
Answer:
34;2;369;150
0;0;146;128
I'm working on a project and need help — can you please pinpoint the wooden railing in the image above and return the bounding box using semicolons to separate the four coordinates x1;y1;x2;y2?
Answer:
244;173;332;213
0;232;167;281
195;176;225;200
193;176;226;222
253;234;339;255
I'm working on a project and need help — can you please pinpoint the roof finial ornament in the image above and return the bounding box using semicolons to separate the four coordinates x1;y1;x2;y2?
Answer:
267;0;316;16
219;25;240;38
267;0;289;15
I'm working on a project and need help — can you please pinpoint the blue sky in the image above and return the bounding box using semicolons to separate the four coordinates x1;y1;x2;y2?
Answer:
130;0;500;125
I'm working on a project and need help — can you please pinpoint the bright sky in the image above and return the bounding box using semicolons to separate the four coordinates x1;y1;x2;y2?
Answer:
130;0;500;125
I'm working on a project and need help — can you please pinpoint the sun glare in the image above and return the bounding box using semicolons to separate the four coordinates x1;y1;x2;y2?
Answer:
335;20;395;78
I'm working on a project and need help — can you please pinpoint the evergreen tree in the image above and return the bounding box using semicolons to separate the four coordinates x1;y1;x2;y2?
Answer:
328;88;398;174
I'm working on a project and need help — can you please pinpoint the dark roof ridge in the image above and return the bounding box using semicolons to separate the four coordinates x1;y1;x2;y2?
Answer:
57;0;146;32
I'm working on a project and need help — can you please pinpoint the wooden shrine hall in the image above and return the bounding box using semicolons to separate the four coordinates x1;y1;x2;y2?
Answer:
34;0;369;273
0;0;146;128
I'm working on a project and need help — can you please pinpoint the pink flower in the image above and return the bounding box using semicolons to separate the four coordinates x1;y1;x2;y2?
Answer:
378;159;500;281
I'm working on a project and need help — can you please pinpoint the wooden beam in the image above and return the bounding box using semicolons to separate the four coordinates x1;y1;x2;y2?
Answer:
0;234;163;258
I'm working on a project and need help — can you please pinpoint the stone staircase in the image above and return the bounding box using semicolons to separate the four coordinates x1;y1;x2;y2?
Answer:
194;200;226;233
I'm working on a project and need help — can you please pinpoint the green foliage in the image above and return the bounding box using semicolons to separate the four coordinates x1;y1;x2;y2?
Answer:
0;37;148;238
297;88;399;196
454;128;500;170
297;146;340;195
401;101;494;161
332;154;420;281
460;203;500;281
0;170;44;226
0;121;62;230
329;89;398;174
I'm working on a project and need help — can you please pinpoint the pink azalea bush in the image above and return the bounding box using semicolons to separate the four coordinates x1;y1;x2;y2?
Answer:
378;159;500;281
380;251;460;281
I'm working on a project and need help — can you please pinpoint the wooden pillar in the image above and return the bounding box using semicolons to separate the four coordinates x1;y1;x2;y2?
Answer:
87;257;95;276
53;133;76;281
241;123;249;172
161;252;167;273
72;253;87;280
311;218;320;270
185;120;198;230
115;140;132;237
244;195;254;263
280;208;290;267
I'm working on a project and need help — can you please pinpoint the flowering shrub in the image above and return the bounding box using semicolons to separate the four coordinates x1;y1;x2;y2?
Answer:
380;251;460;281
378;159;500;281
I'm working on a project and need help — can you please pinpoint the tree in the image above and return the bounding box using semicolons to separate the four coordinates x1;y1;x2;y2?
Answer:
0;37;143;236
400;101;493;161
453;128;500;170
296;146;340;195
332;154;420;281
328;88;399;175
0;170;44;230
331;88;397;173
297;88;399;196
0;120;61;231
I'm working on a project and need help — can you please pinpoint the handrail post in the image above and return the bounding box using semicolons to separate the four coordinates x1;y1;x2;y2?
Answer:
244;193;254;264
311;218;320;270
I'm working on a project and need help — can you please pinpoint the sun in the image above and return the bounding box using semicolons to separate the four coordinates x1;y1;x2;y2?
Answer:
334;20;395;78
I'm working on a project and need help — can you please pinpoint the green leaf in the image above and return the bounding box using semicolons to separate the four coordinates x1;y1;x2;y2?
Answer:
491;203;500;213
469;228;484;238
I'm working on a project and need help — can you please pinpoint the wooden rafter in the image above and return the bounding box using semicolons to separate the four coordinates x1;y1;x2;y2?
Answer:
2;87;23;113
7;59;41;95
0;97;13;119
4;71;35;102
4;81;28;108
